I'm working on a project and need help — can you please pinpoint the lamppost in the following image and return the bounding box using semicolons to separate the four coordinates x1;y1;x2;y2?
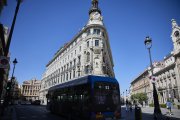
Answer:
5;58;18;104
9;58;18;93
126;89;127;102
144;36;161;119
120;94;122;105
123;91;124;105
11;58;18;83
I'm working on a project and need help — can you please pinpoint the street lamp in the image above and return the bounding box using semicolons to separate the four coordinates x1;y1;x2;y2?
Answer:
9;58;18;90
126;89;127;102
6;58;18;103
144;36;161;119
123;91;124;105
11;58;18;78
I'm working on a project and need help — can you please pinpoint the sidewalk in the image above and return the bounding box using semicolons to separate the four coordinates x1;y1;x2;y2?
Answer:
0;105;17;120
141;106;180;119
120;106;153;120
120;105;180;120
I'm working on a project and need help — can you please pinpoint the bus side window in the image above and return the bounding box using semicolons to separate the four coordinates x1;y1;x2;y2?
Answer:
74;95;78;101
68;95;73;101
53;96;57;100
57;96;61;101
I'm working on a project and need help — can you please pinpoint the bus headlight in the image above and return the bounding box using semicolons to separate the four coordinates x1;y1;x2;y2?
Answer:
114;111;121;119
96;112;104;119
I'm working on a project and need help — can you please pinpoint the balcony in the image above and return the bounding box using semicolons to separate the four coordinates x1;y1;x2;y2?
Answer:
157;86;165;91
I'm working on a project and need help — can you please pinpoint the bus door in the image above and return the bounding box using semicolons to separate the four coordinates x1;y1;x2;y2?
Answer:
93;82;120;119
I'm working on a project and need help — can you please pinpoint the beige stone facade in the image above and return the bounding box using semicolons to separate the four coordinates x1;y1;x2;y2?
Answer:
130;69;153;104
21;79;41;101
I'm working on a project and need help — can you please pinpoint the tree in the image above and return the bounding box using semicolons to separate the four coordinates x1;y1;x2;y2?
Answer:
131;93;148;105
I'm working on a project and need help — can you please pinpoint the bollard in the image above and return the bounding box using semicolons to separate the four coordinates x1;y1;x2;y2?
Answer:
135;106;142;120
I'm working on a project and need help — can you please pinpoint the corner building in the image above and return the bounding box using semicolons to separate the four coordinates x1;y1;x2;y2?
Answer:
39;0;115;105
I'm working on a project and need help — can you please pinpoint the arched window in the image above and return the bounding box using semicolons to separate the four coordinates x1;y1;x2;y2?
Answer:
87;52;90;62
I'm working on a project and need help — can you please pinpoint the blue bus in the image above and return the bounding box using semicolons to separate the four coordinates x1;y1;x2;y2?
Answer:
46;75;121;120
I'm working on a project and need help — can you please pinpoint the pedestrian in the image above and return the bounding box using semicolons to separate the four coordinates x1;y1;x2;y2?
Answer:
129;102;132;112
166;99;172;115
125;100;129;112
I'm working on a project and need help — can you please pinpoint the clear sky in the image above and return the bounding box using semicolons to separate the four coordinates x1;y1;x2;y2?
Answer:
0;0;180;94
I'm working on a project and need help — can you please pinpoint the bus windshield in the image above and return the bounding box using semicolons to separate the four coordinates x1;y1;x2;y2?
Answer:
93;82;120;112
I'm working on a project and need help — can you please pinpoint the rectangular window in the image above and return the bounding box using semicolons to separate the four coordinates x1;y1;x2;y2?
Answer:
95;40;99;46
79;46;81;52
87;41;89;47
73;70;75;78
87;29;91;36
102;32;105;37
93;29;100;35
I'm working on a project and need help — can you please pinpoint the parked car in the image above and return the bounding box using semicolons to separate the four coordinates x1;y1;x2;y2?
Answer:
26;101;31;105
20;101;26;105
31;100;40;105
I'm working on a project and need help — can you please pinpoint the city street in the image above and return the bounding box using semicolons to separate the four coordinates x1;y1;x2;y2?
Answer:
14;105;65;120
1;104;180;120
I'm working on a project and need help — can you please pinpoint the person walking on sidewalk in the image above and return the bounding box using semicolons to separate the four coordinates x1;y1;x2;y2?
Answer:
129;102;132;112
125;100;129;112
166;99;172;115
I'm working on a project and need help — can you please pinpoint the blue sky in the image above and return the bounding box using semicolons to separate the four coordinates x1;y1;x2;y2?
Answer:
0;0;180;94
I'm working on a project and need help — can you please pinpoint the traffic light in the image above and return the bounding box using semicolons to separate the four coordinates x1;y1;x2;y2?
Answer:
6;82;11;92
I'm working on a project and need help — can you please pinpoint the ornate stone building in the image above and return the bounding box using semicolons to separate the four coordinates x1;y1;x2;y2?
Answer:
21;79;41;101
130;19;180;106
171;19;180;103
39;0;115;105
130;69;153;104
0;26;9;101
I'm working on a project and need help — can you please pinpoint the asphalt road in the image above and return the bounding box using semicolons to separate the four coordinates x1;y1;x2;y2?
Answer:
15;105;66;120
